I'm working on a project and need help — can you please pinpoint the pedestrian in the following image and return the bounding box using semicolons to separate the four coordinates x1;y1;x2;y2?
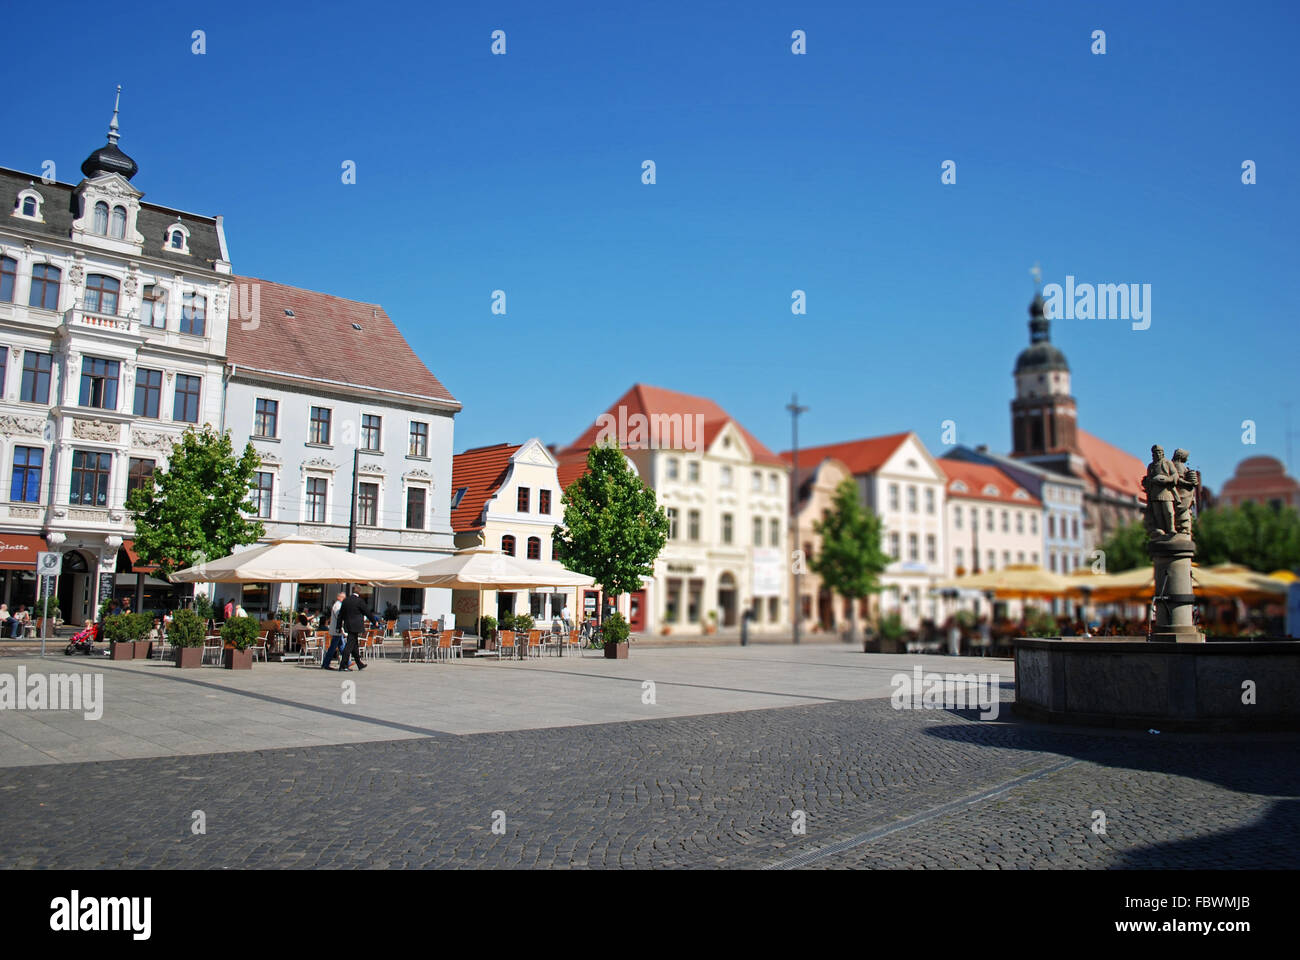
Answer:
223;598;234;621
336;590;378;672
234;601;248;619
321;591;346;670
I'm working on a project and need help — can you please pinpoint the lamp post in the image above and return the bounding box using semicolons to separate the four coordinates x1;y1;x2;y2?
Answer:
786;393;809;645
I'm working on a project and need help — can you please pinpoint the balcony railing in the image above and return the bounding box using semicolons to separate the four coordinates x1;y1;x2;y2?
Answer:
62;304;139;335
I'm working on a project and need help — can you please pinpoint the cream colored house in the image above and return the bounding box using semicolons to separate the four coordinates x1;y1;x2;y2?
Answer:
789;456;854;635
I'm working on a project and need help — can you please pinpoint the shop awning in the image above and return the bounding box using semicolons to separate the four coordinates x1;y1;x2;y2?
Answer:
0;533;48;570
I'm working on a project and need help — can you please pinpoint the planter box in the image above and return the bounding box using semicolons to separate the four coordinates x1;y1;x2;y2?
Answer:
133;640;153;659
224;648;253;670
604;642;629;660
174;647;203;669
110;641;133;661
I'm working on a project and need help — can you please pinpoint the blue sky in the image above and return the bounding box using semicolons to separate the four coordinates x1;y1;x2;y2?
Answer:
6;0;1299;490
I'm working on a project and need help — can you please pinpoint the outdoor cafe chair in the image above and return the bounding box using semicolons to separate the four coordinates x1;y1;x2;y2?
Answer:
202;634;222;666
436;630;463;662
401;629;427;662
385;619;398;638
526;629;544;659
497;630;517;659
249;631;269;663
566;628;582;657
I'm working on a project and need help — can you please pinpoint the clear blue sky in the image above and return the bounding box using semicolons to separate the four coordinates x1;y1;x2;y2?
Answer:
6;0;1298;490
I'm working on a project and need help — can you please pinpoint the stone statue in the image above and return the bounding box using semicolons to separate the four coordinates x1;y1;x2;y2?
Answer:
1172;449;1200;537
1141;444;1178;538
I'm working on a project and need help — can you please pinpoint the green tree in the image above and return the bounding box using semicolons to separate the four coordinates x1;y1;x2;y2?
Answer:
126;425;265;579
1097;520;1149;572
810;478;890;640
553;443;669;613
1194;503;1300;572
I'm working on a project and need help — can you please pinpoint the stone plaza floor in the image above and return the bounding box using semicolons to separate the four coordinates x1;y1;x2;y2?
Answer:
0;645;1295;868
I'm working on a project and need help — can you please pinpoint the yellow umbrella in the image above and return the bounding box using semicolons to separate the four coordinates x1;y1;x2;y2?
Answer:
934;564;1072;599
1066;564;1287;604
1268;569;1297;583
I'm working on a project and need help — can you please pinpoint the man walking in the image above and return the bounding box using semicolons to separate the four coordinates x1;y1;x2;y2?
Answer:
337;589;378;672
321;590;347;670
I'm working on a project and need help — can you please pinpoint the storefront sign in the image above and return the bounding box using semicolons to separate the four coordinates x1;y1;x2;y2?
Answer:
751;548;783;598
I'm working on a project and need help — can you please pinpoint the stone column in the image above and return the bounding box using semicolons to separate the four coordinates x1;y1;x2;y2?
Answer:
1147;534;1204;642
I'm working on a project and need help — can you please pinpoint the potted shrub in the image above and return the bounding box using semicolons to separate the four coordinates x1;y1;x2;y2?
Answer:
875;613;906;654
660;610;676;636
169;609;206;668
477;614;497;651
127;613;154;659
220;616;259;670
703;610;718;636
102;614;139;660
35;596;60;635
513;612;535;636
603;611;631;659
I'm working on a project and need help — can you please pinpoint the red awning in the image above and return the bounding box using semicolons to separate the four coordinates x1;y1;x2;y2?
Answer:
123;540;158;574
0;534;49;569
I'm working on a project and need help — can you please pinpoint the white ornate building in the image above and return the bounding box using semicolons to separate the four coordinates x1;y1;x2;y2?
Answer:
1;93;232;623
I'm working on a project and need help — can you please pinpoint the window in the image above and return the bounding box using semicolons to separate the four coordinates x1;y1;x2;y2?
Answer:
132;368;162;417
954;505;963;528
665;458;679;481
20;352;52;403
752;516;763;546
1048;515;1056;538
925;488;935;514
0;256;15;302
1031;552;1039;565
987;550;995;570
254;398;278;438
0;346;4;395
666;507;678;539
527;537;541;560
1001;510;1009;532
687;461;699;483
140;285;167;327
405;487;426;529
126;458;155;497
252;471;273;518
1017;551;1025;564
720;466;733;488
450;486;467;510
769;517;780;547
79;357;119;409
926;534;936;564
539;489;551;514
10;447;43;503
93;202;109;235
908;533;919;561
29;264;60;310
69;450;111;506
769;473;779;494
310;408;332;444
889;532;900;558
408;421;428;457
361;414;382;451
501;535;516;557
955;546;964;570
170;230;183;249
751;470;761;492
167;225;188;251
305;477;328;523
84;274;119;315
1030;514;1038;535
888;484;899;511
516;486;531;512
180;293;206;336
109;206;126;239
1072;518;1079;541
907;486;917;513
173;374;200;423
688;509;700;541
357;482;378;526
721;512;734;544
985;509;994;531
1016;512;1024;534
1002;550;1011;567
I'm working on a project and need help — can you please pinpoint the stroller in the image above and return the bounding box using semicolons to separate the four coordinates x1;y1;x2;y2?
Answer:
63;621;100;656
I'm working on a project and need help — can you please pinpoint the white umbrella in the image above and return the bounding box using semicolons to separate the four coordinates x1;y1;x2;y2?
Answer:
169;536;419;584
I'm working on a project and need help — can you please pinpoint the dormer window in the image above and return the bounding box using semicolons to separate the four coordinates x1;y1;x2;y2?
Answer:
165;221;191;254
950;480;968;493
982;484;1000;496
93;202;109;235
110;206;127;239
13;189;44;222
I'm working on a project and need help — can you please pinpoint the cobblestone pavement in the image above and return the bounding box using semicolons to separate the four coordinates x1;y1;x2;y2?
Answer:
2;691;1296;869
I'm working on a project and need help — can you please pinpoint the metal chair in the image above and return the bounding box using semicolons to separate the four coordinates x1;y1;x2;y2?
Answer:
497;630;517;659
202;635;222;666
401;629;427;662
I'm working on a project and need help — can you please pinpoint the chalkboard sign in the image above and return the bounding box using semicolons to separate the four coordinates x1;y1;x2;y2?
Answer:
98;572;115;605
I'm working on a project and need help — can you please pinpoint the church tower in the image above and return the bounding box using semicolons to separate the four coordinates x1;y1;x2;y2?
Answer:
1010;271;1078;459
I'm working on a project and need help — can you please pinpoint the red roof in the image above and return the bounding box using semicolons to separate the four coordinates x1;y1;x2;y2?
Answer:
780;432;911;475
225;276;459;406
938;458;1041;506
561;384;784;466
450;443;520;532
1076;429;1145;499
556;451;591;492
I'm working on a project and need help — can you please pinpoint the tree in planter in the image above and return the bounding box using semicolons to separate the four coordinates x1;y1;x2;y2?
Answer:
36;596;60;622
220;616;260;650
811;479;891;641
512;613;535;635
103;613;151;646
877;612;906;650
603;611;630;648
552;442;669;625
168;609;206;648
125;425;265;580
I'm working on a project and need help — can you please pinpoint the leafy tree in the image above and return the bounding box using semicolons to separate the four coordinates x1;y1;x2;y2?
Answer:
810;478;890;639
126;425;265;579
1097;520;1149;572
1194;502;1300;572
553;443;669;615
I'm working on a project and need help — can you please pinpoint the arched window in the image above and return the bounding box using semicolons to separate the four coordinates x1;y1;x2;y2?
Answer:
501;535;516;557
84;274;120;315
110;206;127;239
527;537;541;560
93;202;109;235
169;229;185;249
141;284;167;327
28;263;61;311
181;292;206;336
21;196;37;217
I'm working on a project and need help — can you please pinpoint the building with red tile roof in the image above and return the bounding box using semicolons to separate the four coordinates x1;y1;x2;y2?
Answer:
939;457;1043;580
1219;456;1299;509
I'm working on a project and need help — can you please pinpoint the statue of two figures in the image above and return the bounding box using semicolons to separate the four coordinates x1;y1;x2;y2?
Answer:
1142;445;1200;540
